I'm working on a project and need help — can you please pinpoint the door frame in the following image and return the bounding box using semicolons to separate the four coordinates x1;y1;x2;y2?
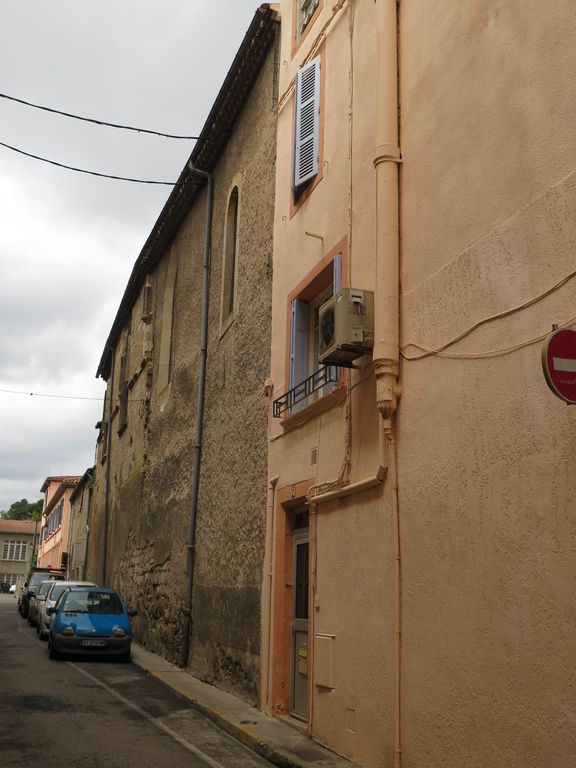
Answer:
270;479;315;725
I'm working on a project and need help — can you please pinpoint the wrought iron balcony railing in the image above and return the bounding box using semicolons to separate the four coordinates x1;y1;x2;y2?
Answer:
273;366;339;418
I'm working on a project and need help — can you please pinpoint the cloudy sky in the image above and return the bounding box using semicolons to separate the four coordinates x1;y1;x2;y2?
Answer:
0;1;263;512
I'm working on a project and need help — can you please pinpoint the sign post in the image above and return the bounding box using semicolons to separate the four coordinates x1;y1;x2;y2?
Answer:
542;328;576;404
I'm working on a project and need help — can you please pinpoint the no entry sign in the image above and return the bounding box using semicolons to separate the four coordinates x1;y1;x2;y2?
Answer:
542;328;576;404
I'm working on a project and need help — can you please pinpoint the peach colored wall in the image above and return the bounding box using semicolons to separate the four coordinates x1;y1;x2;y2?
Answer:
38;482;74;571
266;2;393;767
399;1;576;766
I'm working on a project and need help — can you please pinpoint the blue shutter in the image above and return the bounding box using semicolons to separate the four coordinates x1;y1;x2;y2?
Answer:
328;254;342;386
294;57;321;189
290;298;310;411
333;253;342;294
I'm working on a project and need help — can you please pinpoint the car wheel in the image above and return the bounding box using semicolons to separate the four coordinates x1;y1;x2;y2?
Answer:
48;638;61;661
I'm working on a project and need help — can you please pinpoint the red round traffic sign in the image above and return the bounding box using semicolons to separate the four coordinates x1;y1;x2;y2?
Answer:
542;328;576;404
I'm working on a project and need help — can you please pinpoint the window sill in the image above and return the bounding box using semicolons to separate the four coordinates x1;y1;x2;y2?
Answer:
280;383;346;432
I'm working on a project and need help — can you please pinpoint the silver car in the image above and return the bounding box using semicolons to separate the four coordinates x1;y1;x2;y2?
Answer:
27;580;54;627
37;580;97;640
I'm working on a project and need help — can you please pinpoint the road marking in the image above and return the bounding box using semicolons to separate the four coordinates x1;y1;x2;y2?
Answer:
70;663;228;768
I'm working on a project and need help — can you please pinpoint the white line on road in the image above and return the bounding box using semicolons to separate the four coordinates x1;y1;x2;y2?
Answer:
70;662;228;768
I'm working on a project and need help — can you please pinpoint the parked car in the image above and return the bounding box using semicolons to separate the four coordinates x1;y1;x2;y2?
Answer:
27;580;54;627
47;587;137;661
18;568;65;618
9;584;16;594
37;580;97;640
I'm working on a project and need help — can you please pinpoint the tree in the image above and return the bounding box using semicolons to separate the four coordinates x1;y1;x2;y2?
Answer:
0;499;43;521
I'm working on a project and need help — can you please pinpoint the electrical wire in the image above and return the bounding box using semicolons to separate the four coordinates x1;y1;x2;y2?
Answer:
0;91;201;140
0;388;103;401
0;140;182;185
401;268;576;361
402;315;576;361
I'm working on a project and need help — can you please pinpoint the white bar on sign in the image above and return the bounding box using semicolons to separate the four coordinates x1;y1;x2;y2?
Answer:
553;356;576;372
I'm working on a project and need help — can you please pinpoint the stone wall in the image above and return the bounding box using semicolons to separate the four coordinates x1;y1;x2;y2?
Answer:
86;44;277;705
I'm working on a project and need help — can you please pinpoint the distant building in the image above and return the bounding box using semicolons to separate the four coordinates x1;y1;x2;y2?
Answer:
66;468;94;581
0;518;37;588
37;476;81;571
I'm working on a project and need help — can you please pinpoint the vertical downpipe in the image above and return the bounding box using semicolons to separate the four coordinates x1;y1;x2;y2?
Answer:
102;349;115;587
180;165;214;668
374;2;402;767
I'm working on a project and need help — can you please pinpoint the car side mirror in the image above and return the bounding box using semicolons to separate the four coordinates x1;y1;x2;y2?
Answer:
127;610;138;617
46;607;56;615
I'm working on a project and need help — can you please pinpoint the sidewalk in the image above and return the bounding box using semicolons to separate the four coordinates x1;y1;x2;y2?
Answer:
131;643;361;768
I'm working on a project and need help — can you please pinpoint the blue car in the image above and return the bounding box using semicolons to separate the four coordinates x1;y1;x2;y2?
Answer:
47;587;137;662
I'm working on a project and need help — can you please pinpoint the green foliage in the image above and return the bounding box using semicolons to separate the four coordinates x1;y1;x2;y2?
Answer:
0;498;43;521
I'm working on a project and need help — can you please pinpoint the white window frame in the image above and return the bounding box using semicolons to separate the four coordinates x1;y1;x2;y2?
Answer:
1;540;27;561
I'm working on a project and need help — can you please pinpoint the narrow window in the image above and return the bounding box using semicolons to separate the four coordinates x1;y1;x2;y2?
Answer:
157;246;178;392
296;0;320;39
221;186;239;328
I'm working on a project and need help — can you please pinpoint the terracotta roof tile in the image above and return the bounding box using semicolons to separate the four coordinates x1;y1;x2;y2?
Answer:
0;519;37;535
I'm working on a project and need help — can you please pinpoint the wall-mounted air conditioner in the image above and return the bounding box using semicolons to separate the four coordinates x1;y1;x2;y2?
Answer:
318;288;374;367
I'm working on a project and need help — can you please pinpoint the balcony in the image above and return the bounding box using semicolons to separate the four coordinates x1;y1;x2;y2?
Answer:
273;366;339;418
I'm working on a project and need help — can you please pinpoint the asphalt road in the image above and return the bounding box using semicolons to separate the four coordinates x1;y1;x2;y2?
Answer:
0;594;273;768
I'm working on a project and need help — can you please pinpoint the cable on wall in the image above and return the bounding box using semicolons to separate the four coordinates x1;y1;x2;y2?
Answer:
401;267;576;361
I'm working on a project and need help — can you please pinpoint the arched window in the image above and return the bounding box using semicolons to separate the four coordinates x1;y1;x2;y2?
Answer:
221;186;239;328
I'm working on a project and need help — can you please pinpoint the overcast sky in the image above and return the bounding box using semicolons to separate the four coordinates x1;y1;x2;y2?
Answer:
0;1;264;512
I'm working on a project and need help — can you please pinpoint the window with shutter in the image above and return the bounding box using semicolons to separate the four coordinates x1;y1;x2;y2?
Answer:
293;57;321;193
288;255;342;412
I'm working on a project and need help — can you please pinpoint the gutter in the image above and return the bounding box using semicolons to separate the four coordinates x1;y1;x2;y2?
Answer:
180;163;214;669
373;2;402;767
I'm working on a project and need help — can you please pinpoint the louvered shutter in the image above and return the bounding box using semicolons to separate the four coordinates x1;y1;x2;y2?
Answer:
294;57;320;190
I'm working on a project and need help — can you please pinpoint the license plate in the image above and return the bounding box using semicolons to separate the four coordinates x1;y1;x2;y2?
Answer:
81;639;107;647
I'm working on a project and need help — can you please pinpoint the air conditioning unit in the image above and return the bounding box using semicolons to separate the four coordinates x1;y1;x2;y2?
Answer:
318;288;374;367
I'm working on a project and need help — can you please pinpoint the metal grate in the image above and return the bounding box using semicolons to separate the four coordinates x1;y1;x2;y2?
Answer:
273;366;339;418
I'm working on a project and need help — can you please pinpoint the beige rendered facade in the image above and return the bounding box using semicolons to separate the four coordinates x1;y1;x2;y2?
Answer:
265;1;576;768
398;2;576;767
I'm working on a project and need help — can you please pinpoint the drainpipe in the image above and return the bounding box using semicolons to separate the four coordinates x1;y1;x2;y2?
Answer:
373;2;402;768
180;162;214;668
261;474;279;712
102;348;115;587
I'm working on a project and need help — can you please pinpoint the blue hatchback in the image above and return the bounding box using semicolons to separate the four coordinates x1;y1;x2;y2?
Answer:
47;587;137;662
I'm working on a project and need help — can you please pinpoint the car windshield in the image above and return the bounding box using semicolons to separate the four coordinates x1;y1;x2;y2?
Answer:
61;591;124;615
48;584;69;602
36;581;53;598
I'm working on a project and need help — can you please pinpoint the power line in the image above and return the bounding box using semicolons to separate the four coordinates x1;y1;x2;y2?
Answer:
0;140;180;185
0;388;103;401
0;90;201;140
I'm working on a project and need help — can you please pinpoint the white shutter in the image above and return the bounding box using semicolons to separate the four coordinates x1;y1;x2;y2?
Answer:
294;57;320;190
